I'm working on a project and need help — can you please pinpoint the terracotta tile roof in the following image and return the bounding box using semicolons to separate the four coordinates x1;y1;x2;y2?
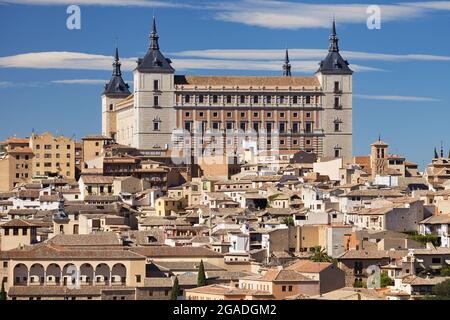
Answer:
7;209;39;216
420;214;450;225
401;275;448;285
0;243;144;260
18;189;40;198
0;219;39;228
130;246;223;258
185;284;272;297
80;175;114;184
286;260;332;273
84;195;120;202
47;232;122;247
7;285;134;297
39;194;60;202
174;75;320;88
7;147;33;154
82;135;113;141
344;189;404;198
259;268;314;282
1;137;29;144
152;261;225;272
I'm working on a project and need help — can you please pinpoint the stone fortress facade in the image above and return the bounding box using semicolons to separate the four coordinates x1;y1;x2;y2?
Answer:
102;17;353;161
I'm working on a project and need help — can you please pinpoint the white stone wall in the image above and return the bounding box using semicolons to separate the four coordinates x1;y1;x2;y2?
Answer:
133;71;175;150
317;73;353;161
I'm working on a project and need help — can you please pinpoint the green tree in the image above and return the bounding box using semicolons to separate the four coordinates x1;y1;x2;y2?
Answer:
433;279;450;299
170;276;180;300
0;280;6;301
282;216;295;227
197;260;207;287
380;271;394;288
310;246;332;263
353;279;366;288
440;266;450;277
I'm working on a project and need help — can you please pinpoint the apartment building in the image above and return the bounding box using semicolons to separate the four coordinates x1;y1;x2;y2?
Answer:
29;132;75;180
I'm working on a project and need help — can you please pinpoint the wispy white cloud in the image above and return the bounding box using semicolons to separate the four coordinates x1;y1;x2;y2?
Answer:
172;48;450;62
0;81;14;88
0;51;382;73
212;0;450;29
0;0;184;8
0;51;137;70
354;94;441;102
52;79;108;85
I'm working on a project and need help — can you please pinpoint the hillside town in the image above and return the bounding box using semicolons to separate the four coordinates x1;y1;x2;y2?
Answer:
0;132;449;300
0;17;449;301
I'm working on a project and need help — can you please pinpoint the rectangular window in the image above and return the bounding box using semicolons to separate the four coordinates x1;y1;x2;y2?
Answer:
305;96;311;104
305;122;312;133
185;95;190;103
253;122;259;132
334;81;340;92
199;95;204;103
212;122;219;130
335;149;341;158
293;96;298;104
226;95;232;104
280;96;285;104
153;122;160;131
334;122;341;132
240;95;245;104
432;258;441;264
334;96;340;108
279;122;286;133
184;122;191;132
226;112;232;118
226;122;233;130
136;275;141;283
266;96;272;104
266;112;272;118
213;112;218;117
282;286;286;292
212;95;218;103
240;122;246;131
266;122;272;133
292;122;299;133
253;95;259;104
154;96;159;107
153;79;159;91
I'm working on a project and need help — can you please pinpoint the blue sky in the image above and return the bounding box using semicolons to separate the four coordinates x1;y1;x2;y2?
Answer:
1;0;450;169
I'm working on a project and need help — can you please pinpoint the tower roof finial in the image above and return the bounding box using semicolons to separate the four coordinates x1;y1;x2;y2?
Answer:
282;48;291;77
112;43;121;76
329;18;339;52
150;15;159;50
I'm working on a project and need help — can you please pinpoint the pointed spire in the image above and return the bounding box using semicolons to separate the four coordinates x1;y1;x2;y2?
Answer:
282;48;291;77
329;18;339;52
112;45;122;76
150;15;160;50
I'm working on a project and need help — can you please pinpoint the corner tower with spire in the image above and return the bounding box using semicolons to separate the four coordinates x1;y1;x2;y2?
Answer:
316;19;353;161
102;45;131;139
132;15;175;150
282;49;291;77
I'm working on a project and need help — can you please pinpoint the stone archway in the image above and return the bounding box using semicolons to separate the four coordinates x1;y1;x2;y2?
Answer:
94;263;110;285
80;263;94;285
29;263;45;285
111;263;127;285
13;264;28;285
46;263;62;285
